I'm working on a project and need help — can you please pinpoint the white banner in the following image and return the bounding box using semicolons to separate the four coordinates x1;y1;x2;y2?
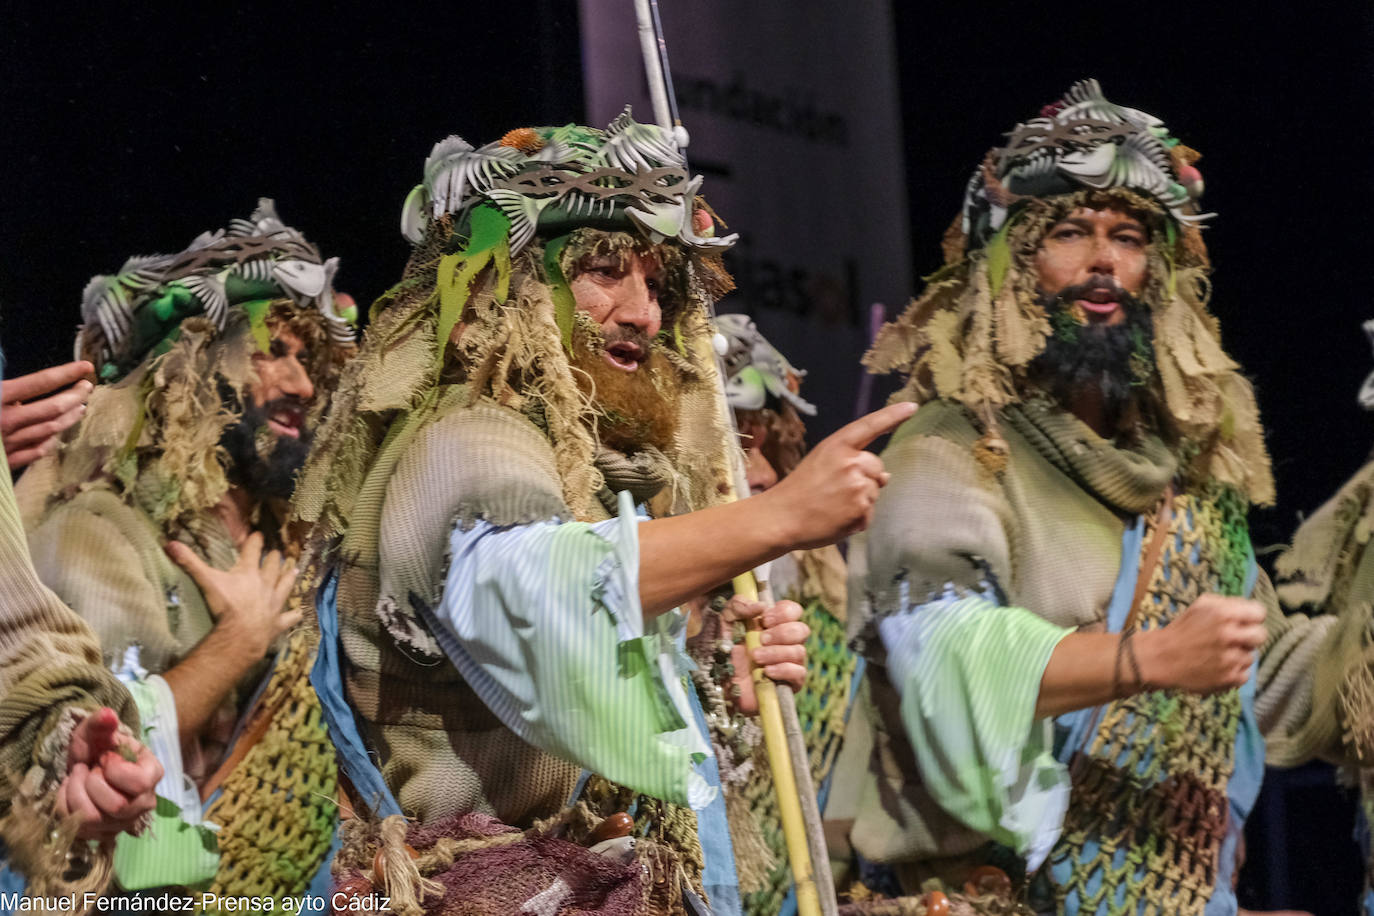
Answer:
580;0;911;434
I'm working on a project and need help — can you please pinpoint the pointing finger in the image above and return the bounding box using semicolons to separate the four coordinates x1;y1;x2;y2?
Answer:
829;401;918;451
722;597;766;623
277;609;304;635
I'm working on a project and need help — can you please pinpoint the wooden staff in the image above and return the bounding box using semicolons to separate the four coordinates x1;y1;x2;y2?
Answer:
630;3;839;912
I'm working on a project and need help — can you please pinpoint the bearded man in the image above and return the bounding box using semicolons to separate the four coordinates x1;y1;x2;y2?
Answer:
20;200;355;898
296;113;909;914
850;80;1334;916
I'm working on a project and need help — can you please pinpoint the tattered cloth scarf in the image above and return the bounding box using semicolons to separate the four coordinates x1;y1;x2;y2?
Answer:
1001;398;1176;516
594;446;674;515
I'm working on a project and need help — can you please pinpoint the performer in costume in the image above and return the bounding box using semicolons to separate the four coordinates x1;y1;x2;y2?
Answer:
296;112;910;913
1273;319;1374;915
20;200;355;901
850;80;1335;915
0;354;162;904
687;314;859;916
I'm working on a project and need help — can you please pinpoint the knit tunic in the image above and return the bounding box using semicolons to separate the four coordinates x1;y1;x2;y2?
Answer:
0;343;137;894
0;458;139;865
851;399;1332;915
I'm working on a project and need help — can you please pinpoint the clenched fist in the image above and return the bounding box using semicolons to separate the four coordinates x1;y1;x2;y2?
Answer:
1142;594;1267;695
56;708;162;840
760;400;915;550
722;597;810;715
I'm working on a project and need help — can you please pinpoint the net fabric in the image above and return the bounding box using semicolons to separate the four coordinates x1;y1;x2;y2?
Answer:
201;627;338;902
1049;488;1250;916
331;808;706;916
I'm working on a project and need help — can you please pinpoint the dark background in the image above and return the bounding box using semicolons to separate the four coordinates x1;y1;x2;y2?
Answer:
4;2;1371;912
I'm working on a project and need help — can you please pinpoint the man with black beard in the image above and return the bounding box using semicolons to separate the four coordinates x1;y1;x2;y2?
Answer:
1027;276;1155;434
20;202;354;897
848;82;1334;916
220;374;316;505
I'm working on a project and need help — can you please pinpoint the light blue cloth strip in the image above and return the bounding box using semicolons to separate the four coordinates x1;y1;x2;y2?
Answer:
1052;516;1146;763
310;569;401;818
686;678;740;916
1206;543;1264;916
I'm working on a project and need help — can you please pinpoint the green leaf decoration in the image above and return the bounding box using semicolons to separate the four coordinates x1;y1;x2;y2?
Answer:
239;298;274;354
544;234;577;355
672;316;687;357
1163;219;1179;299
986;215;1016;298
435;205;512;370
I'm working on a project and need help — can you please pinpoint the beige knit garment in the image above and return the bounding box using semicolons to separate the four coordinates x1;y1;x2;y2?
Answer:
1262;459;1374;767
24;484;260;789
338;388;595;825
27;488;217;673
848;399;1335;869
0;462;138;893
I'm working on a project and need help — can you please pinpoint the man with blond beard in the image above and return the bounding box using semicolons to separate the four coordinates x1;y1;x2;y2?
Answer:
297;114;909;914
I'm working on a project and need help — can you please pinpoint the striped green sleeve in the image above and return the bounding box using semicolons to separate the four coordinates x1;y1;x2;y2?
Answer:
423;492;713;809
876;592;1072;857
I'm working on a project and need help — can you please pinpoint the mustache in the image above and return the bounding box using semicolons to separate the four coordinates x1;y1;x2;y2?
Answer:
1052;275;1128;305
257;395;309;415
600;326;655;350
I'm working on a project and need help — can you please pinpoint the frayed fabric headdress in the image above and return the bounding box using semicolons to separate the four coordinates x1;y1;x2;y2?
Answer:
296;109;740;546
866;79;1274;505
48;201;355;530
78;199;355;382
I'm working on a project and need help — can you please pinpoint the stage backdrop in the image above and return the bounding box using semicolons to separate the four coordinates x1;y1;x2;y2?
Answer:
579;0;911;437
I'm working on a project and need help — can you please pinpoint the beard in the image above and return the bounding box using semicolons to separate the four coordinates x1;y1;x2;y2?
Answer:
219;398;314;503
1027;278;1157;430
569;320;683;453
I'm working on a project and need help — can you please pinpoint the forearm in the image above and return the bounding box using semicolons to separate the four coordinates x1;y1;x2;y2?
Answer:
160;624;262;742
1035;629;1165;718
637;492;794;616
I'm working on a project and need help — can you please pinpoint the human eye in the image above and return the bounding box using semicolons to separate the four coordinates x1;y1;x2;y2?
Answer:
1049;224;1085;241
1114;231;1146;248
583;258;620;279
268;339;289;358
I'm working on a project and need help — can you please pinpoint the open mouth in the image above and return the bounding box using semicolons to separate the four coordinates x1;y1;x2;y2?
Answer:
1074;287;1122;320
266;406;305;439
603;341;645;372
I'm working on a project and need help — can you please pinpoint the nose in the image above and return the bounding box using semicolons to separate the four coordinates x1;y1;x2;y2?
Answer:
278;355;315;404
745;445;779;493
612;271;662;337
1088;236;1118;277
